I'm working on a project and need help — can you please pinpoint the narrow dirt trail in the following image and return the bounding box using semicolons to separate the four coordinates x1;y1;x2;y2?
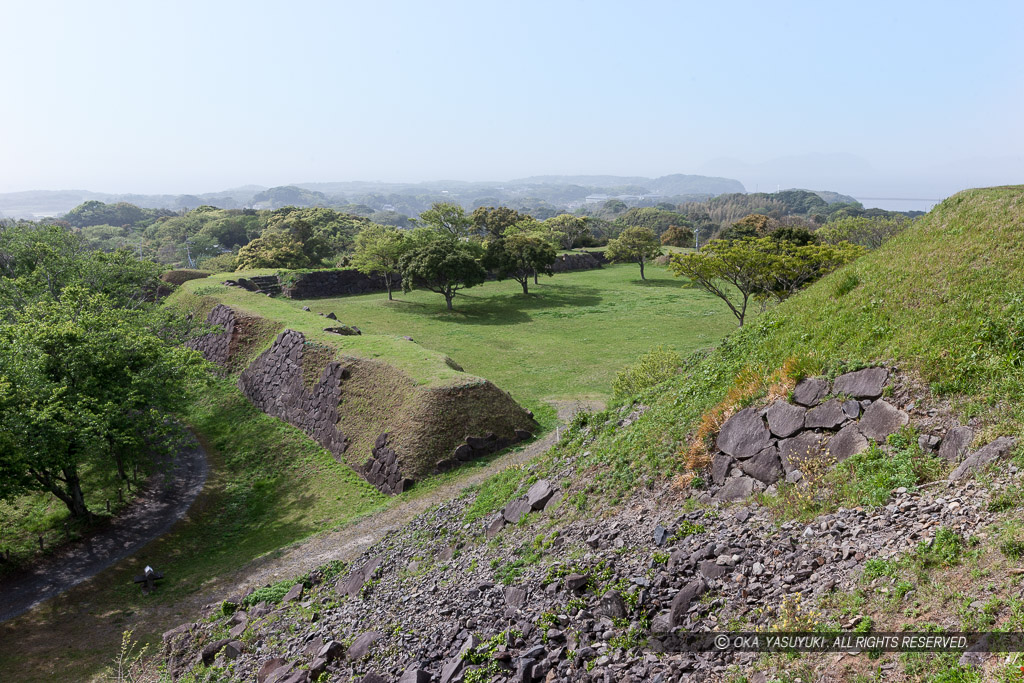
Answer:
0;440;208;623
207;400;603;598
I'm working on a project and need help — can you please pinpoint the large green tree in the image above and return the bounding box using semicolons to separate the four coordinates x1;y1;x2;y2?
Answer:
417;202;473;238
543;214;591;249
235;230;311;269
0;289;206;517
0;224;162;313
669;237;864;325
471;206;525;240
605;226;662;280
351;224;408;300
660;224;694;248
484;233;557;295
399;237;486;310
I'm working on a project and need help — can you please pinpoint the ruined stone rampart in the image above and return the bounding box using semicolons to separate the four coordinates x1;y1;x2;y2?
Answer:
189;303;536;495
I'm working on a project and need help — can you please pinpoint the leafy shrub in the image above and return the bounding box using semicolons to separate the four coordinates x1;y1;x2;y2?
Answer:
241;578;296;607
612;346;683;402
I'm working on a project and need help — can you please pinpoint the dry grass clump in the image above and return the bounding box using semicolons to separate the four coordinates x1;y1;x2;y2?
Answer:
681;356;805;474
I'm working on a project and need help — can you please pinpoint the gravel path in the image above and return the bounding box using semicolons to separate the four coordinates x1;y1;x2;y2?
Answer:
216;400;604;596
0;439;208;623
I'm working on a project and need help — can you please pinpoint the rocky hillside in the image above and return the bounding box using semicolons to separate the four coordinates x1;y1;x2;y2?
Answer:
158;187;1024;682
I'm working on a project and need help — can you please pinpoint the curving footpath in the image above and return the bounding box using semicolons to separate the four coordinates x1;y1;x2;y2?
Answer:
216;399;604;596
0;439;208;623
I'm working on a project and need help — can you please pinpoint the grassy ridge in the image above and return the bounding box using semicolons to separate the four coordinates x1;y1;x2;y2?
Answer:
172;277;469;388
543;186;1024;501
273;263;737;415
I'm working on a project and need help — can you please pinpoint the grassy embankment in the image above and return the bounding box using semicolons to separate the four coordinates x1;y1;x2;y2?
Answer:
481;187;1024;681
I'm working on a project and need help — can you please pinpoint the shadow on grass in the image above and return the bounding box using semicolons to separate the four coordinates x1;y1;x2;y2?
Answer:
631;278;689;288
397;285;604;326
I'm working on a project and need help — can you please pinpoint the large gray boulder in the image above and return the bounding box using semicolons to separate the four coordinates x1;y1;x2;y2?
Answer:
347;631;382;661
596;590;628;619
711;453;733;485
716;408;770;458
336;556;383;597
778;431;827;473
828;423;869;462
939;426;975;461
859;400;909;442
738;447;784;484
832;367;889;399
765;400;805;438
804;399;848;430
792;378;830;407
669;579;707;628
949;437;1017;481
713;476;756;502
525;480;555;510
502;497;532;524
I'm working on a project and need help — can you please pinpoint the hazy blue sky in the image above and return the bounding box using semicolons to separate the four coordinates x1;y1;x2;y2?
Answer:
1;0;1022;197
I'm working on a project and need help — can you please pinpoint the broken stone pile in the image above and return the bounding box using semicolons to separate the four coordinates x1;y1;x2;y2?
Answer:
162;454;1021;682
434;429;535;475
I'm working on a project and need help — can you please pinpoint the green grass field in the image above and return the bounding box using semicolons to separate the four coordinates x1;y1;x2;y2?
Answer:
280;262;738;414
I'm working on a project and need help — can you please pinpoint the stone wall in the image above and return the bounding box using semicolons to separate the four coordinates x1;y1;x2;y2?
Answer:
707;366;1016;502
547;252;606;274
186;304;236;368
280;269;398;299
237;329;352;460
189;303;537;495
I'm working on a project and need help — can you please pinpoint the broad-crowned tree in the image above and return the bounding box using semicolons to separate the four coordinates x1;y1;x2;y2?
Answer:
417;202;473;238
399;236;486;310
471;206;525;240
0;288;206;517
605;226;662;280
351;224;408;300
484;233;557;295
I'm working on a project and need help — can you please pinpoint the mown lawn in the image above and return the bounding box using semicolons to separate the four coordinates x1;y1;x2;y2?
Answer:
287;262;738;414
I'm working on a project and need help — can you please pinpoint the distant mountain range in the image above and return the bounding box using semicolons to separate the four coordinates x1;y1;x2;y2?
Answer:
0;174;750;219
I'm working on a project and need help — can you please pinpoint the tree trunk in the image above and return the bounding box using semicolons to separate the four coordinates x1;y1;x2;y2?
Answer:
533;269;538;285
445;293;454;310
521;279;529;295
386;274;393;301
639;260;646;280
62;467;89;518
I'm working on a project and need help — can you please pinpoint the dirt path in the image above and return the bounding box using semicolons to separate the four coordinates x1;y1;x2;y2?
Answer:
215;400;604;594
0;439;208;623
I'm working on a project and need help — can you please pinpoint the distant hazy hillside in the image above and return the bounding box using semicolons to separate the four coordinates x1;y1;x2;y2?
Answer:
0;173;748;219
510;173;746;195
0;187;267;219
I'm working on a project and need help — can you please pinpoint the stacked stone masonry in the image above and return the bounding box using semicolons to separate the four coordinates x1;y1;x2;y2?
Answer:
707;366;1017;502
547;252;605;274
238;329;353;462
185;304;236;369
280;269;397;299
363;434;413;496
